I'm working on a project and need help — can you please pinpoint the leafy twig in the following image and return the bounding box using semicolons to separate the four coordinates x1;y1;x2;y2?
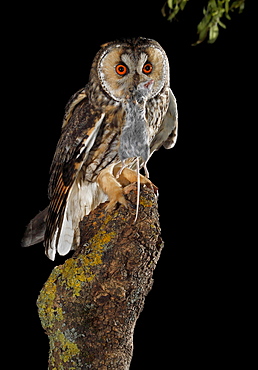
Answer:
162;0;245;45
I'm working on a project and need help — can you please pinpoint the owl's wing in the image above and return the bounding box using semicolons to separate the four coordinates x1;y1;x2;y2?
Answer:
62;88;87;129
45;88;105;260
150;88;178;154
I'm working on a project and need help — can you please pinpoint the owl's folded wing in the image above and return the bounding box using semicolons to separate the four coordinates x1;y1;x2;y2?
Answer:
45;90;105;260
150;88;178;153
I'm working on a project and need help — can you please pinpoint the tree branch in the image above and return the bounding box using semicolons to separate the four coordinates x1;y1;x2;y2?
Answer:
37;187;163;369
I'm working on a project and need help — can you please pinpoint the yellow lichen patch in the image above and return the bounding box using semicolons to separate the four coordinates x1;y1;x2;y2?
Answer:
86;212;115;254
49;329;80;365
139;196;153;207
60;228;115;297
60;258;88;297
38;214;117;330
88;230;115;250
37;266;63;329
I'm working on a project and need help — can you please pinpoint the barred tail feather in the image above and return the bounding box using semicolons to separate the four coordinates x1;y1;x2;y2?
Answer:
22;207;48;248
45;181;108;260
56;205;75;258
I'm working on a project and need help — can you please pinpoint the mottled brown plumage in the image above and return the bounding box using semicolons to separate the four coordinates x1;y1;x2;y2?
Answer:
22;37;178;260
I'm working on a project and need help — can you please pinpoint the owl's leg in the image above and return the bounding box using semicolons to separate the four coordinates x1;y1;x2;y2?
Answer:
114;164;158;223
114;166;158;194
97;169;127;212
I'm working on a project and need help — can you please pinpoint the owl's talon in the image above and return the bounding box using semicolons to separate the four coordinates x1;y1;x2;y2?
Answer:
105;202;116;213
123;183;138;195
150;183;159;195
141;179;158;195
152;186;159;198
105;195;128;213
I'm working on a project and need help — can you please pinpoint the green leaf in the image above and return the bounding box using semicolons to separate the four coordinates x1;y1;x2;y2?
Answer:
209;0;217;11
180;0;189;11
161;3;167;17
167;4;180;21
168;0;173;9
218;19;227;29
197;12;212;32
199;27;209;42
239;2;245;12
225;0;230;14
208;23;219;43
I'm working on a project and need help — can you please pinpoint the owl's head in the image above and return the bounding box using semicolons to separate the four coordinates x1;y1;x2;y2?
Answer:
90;37;170;102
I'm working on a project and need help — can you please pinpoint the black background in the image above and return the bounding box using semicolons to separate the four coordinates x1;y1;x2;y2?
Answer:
6;1;254;368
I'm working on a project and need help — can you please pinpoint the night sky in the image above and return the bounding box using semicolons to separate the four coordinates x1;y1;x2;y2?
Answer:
9;1;253;368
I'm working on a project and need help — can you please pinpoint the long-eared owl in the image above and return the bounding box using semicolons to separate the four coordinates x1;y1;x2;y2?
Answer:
22;37;178;260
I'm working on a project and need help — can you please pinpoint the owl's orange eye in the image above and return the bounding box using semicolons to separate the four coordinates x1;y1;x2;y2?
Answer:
115;64;128;76
142;63;153;74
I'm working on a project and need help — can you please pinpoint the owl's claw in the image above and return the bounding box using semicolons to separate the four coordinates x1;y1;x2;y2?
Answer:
149;183;159;196
105;193;128;213
123;181;158;195
123;183;138;195
98;164;157;215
